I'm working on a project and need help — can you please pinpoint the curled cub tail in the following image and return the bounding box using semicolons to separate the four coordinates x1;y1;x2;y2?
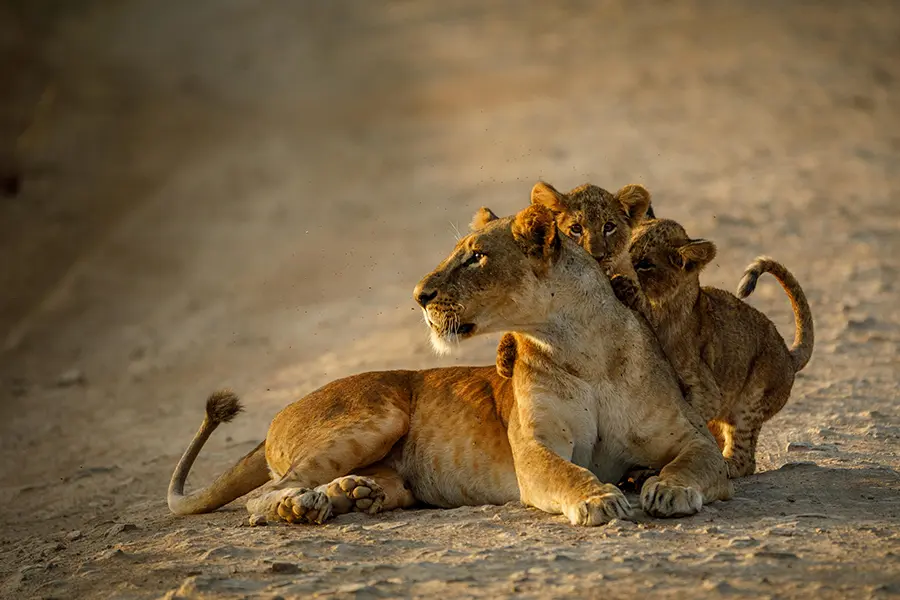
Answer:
167;390;270;515
736;256;814;372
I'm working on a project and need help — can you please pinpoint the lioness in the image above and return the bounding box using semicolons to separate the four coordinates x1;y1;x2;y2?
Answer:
617;218;815;477
168;205;732;526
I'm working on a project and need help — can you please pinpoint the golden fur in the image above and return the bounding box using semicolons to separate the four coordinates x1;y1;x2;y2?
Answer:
167;205;731;526
617;218;815;478
495;181;654;378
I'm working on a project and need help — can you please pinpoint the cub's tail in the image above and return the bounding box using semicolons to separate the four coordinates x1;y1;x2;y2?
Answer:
736;256;814;372
167;390;270;515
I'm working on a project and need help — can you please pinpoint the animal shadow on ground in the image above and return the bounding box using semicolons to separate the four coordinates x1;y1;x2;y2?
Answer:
714;463;900;523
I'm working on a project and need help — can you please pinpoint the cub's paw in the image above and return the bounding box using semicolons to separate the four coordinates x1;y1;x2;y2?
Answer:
275;488;333;524
640;476;702;518
725;457;756;479
323;475;386;515
610;275;641;310
566;490;633;526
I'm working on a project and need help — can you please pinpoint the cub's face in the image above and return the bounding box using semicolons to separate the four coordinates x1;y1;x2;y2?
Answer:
628;218;717;303
413;205;560;354
531;182;652;269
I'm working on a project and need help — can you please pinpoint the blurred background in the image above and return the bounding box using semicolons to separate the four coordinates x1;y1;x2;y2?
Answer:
0;1;898;596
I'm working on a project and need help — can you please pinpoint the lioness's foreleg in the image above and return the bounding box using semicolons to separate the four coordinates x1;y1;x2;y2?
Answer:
508;406;632;526
640;434;733;518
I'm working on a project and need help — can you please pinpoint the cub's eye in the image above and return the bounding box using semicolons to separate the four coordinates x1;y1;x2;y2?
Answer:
603;221;617;235
635;258;655;271
568;224;583;236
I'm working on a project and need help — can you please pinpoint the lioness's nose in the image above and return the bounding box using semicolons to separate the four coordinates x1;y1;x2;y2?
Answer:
413;282;438;308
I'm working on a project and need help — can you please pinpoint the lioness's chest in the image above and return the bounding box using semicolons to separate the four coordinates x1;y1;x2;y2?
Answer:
565;381;635;483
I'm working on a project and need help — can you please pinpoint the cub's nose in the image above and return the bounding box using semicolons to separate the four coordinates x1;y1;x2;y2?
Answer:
413;283;438;308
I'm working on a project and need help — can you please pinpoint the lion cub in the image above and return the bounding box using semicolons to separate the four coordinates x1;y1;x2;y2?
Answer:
495;181;654;378
618;218;815;478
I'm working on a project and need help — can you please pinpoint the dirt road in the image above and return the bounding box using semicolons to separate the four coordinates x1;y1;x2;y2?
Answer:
1;1;898;598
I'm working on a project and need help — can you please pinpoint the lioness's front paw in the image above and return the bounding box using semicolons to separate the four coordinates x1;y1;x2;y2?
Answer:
640;476;702;518
323;475;386;515
275;489;333;524
566;490;633;526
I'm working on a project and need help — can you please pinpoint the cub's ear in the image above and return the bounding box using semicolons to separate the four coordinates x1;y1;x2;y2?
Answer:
470;206;500;231
615;184;652;226
530;181;566;213
512;204;560;263
677;239;717;272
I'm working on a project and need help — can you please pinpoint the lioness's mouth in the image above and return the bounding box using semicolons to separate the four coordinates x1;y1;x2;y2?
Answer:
455;323;476;336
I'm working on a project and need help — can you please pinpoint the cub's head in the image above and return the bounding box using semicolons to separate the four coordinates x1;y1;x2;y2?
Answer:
628;218;717;302
414;204;562;354
531;181;653;267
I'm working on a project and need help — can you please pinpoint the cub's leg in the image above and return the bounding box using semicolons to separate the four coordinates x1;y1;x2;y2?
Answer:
721;365;792;478
609;274;651;317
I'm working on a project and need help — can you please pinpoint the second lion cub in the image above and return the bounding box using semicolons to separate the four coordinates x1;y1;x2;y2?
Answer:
618;218;815;478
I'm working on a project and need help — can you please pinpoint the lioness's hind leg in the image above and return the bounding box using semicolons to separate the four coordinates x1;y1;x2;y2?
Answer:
320;464;416;515
248;484;334;525
319;475;387;515
352;464;417;511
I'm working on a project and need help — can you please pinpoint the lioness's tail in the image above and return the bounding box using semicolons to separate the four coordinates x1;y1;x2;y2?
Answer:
736;256;814;372
167;390;271;515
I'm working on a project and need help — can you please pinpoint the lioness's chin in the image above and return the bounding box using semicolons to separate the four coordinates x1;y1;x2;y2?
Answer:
429;329;457;355
426;323;478;356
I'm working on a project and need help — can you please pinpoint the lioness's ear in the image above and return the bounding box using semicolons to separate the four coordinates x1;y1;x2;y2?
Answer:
470;206;500;231
530;182;566;213
678;239;717;272
615;184;652;227
512;204;560;262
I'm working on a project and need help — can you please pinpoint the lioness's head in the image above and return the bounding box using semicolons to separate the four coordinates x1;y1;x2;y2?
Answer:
629;218;717;302
413;204;563;354
531;181;653;267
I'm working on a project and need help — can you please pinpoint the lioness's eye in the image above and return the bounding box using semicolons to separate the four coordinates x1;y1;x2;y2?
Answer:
466;251;485;266
635;258;655;271
603;221;616;235
569;224;583;236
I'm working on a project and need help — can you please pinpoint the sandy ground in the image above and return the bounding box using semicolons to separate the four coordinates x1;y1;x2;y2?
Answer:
1;1;899;598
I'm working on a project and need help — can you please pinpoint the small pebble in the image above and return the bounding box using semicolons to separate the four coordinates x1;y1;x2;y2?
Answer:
248;515;267;527
106;523;138;537
66;530;83;541
57;368;86;387
270;562;300;574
